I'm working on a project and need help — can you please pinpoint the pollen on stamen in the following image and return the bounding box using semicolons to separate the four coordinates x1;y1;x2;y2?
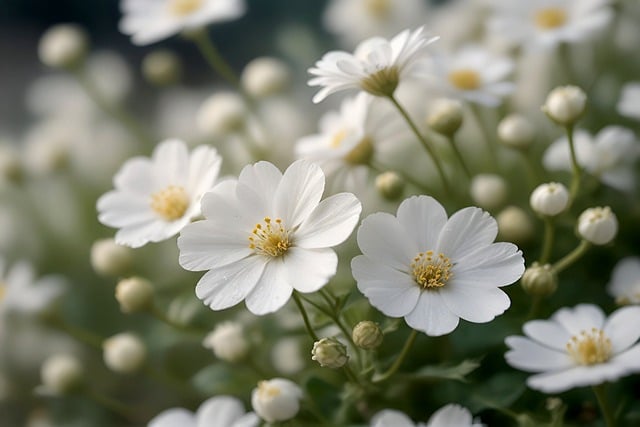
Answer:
249;217;292;257
168;0;203;16
448;69;481;91
566;328;612;366
150;185;190;221
535;7;567;29
411;250;453;290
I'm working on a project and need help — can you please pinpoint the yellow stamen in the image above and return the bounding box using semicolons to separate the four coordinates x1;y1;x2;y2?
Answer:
150;185;190;221
411;250;453;289
535;8;567;29
448;69;481;91
365;0;391;19
249;217;291;257
344;136;374;165
257;380;281;398
168;0;203;16
330;129;348;148
566;328;612;366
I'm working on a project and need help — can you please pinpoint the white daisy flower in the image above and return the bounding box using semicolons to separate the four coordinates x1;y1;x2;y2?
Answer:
608;257;640;305
308;27;439;103
425;45;515;107
177;160;362;315
148;395;259;427
352;195;524;336
505;304;640;393
120;0;246;46
97;139;222;248
543;126;640;193
487;0;613;50
617;82;640;120
371;404;483;427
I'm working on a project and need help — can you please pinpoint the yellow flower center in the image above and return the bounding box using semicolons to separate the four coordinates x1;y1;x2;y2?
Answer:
566;328;612;366
535;7;567;29
0;283;5;301
448;69;481;91
360;66;400;97
168;0;203;16
257;380;281;398
411;250;453;289
249;217;292;257
365;0;391;19
330;129;348;149
150;185;190;221
344;136;374;165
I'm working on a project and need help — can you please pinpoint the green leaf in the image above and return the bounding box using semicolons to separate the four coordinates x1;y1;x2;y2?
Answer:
467;372;527;413
405;358;481;382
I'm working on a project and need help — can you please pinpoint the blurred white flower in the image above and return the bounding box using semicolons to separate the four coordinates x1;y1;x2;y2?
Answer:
425;45;514;107
505;304;640;393
102;333;147;374
178;160;361;315
488;0;613;50
308;27;438;102
352;195;524;336
577;206;618;246
202;321;249;363
529;182;569;217
251;378;302;423
371;404;483;427
608;257;640;305
543;126;640;192
98;139;222;248
617;82;640;120
148;395;259;427
38;24;88;69
241;57;290;98
120;0;246;45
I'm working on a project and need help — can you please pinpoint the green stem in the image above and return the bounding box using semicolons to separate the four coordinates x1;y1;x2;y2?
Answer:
519;149;544;188
86;389;135;420
191;29;241;89
48;316;103;350
373;329;418;383
526;295;542;321
539;217;556;264
150;305;206;336
470;104;499;171
368;160;432;194
447;134;472;180
566;125;582;206
592;384;616;427
292;292;319;342
552;240;591;274
387;95;451;193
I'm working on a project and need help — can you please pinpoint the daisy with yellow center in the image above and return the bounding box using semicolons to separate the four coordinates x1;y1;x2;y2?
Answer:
506;304;640;393
352;195;524;336
178;160;362;315
98;139;222;248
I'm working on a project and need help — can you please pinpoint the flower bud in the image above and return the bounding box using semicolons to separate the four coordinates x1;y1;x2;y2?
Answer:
311;337;348;368
142;50;181;86
241;57;290;98
497;114;534;149
352;321;383;350
375;171;404;200
38;24;88;69
470;174;508;210
529;182;569;217
202;321;249;363
90;238;133;277
577;206;618;245
0;144;22;184
426;99;464;136
251;378;303;423
103;333;147;374
497;206;534;245
197;92;246;137
521;263;557;297
115;277;153;313
542;85;587;126
40;354;83;395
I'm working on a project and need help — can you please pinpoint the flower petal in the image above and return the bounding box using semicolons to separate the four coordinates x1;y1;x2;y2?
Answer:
427;404;473;427
274;160;325;227
552;304;605;335
97;191;156;228
504;336;573;373
451;242;524;288
522;320;572;351
152;139;190;187
440;284;510;323
370;409;415;427
527;364;628;393
396;195;448;251
295;193;361;249
196;396;245;427
285;247;337;293
356;212;416;272
603;306;640;354
187;145;222;198
436;207;497;260
178;220;252;271
149;408;195;427
245;259;294;315
113;157;154;195
404;290;460;336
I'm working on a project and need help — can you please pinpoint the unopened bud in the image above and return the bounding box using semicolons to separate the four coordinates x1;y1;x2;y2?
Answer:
521;263;557;297
426;99;464;136
40;354;83;395
115;277;153;313
241;57;290;98
38;24;88;69
311;337;348;369
497;206;534;245
252;378;303;423
103;333;147;374
352;321;383;350
375;171;404;200
530;182;569;217
90;238;133;277
577;206;618;245
142;50;181;86
197;92;246;137
498;114;535;149
202;321;249;363
542;85;587;126
470;174;508;210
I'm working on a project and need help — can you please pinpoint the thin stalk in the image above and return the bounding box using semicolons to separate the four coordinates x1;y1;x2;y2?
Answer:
86;389;135;420
49;316;103;350
150;305;206;336
292;292;319;342
592;384;616;427
368;160;433;194
565;125;582;206
470;104;499;171
387;95;451;193
539;217;555;264
191;29;241;89
447;134;472;180
373;329;418;383
552;240;591;274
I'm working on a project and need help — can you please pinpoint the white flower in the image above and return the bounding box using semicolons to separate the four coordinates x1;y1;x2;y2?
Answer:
425;45;515;107
308;27;438;102
542;85;587;125
577;206;618;245
202;321;249;362
102;333;147;374
529;182;569;217
543;126;640;192
608;257;640;305
241;57;290;98
617;82;640;120
251;378;303;423
178;160;362;315
352;195;524;336
97;139;222;248
505;304;640;393
120;0;246;46
488;0;613;50
148;395;259;427
370;404;483;427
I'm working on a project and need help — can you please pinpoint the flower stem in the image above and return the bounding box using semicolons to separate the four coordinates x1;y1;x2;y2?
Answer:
86;389;136;420
387;95;451;193
470;104;499;172
565;125;582;206
539;217;556;264
149;305;206;336
552;240;591;274
190;29;241;89
373;329;418;383
592;384;616;427
447;134;472;181
48;315;103;350
292;292;319;342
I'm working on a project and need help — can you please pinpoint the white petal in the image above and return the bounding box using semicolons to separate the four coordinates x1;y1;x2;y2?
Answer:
97;191;156;228
152;139;190;187
436;207;497;261
178;220;252;271
523;320;572;351
149;408;196;427
396;195;448;251
201;181;256;231
231;413;260;427
195;256;265;311
427;404;473;427
611;343;640;371
371;409;415;427
452;242;524;288
245;259;294;315
603;306;640;354
527;364;628;393
504;336;574;372
115;220;167;248
352;255;421;317
238;161;283;202
113;157;154;195
295;193;361;249
196;396;245;427
285;247;337;293
187;145;222;197
440;284;510;323
405;290;460;336
356;212;416;272
274;160;325;227
552;304;605;335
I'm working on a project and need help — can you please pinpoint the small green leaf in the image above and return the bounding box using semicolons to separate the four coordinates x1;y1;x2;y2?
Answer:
405;358;481;382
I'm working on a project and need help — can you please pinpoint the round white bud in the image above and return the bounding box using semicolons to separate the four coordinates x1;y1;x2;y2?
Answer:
497;206;535;245
40;354;83;395
470;174;508;210
542;85;587;126
197;92;246;137
90;238;133;277
251;378;303;423
38;24;88;69
577;206;618;245
352;321;383;350
375;171;404;200
521;263;558;297
271;338;304;375
426;98;464;136
529;182;569;216
103;333;147;374
202;321;249;363
311;337;348;369
497;114;535;149
115;277;153;313
142;50;182;86
241;57;290;98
